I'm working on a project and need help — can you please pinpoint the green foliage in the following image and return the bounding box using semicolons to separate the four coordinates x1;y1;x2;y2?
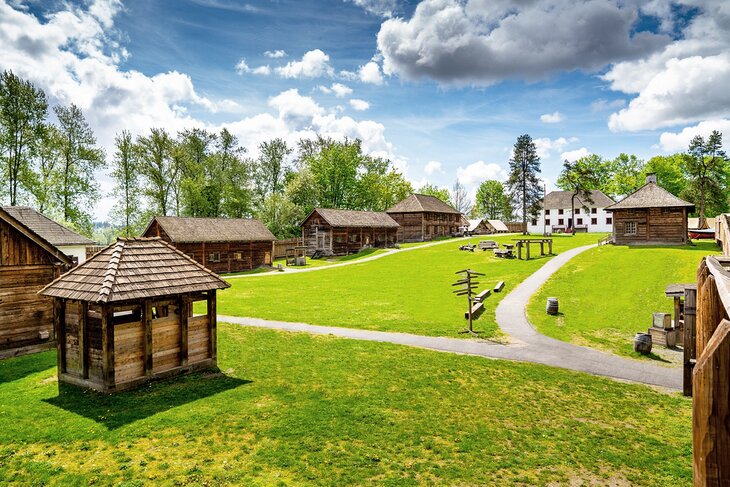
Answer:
557;158;601;222
178;128;220;217
25;123;62;214
53;103;105;235
136;128;177;216
254;137;292;204
608;153;645;197
0;70;48;205
218;128;253;218
256;193;302;239
109;130;142;237
507;134;542;230
417;183;450;203
645;154;687;197
681;130;729;223
473;180;511;220
0;326;691;485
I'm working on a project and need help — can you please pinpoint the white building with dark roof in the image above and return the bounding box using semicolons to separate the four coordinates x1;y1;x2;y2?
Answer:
527;190;616;234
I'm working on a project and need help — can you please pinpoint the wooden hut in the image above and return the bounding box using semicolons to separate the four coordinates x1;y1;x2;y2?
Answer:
143;216;276;274
3;206;95;265
467;219;491;235
38;237;230;392
0;208;71;359
386;194;462;242
486;220;510;234
605;174;695;245
300;208;399;256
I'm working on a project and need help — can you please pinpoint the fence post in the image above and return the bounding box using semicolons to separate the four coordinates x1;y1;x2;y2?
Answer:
684;287;697;397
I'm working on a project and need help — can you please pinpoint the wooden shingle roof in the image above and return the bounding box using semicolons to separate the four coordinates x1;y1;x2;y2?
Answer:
542;190;615;210
487;220;509;232
304;208;399;228
2;206;94;246
387;194;461;214
146;216;275;243
605;182;695;211
39;238;230;303
0;207;72;265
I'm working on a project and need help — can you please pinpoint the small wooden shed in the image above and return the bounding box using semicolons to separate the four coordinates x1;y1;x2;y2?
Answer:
300;208;399;256
39;237;230;392
386;194;462;242
143;216;276;274
605;174;695;245
0;208;71;359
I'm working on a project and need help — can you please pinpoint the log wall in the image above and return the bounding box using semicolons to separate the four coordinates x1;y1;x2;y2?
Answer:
611;207;688;245
301;213;398;255
387;212;460;242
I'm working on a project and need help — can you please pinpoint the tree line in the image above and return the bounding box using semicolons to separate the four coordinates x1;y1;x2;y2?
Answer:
0;71;412;240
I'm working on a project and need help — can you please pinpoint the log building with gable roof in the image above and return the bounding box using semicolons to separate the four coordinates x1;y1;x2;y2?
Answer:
386;194;462;242
300;208;399;256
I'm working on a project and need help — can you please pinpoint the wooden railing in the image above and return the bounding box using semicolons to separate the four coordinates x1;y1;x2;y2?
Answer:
272;237;304;259
597;234;614;246
715;214;730;256
693;256;730;485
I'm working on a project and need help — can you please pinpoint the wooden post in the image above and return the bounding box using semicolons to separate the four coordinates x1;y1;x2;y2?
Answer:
693;319;730;486
697;275;722;359
142;300;153;375
79;301;89;379
55;299;66;374
101;304;115;388
684;288;697;397
517;242;522;260
207;290;217;362
540;241;545;256
549;239;553;254
179;295;189;366
526;242;531;260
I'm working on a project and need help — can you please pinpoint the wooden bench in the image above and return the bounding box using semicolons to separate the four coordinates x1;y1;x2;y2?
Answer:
493;249;513;258
478;240;498;250
494;281;505;293
464;290;491;319
459;244;476;252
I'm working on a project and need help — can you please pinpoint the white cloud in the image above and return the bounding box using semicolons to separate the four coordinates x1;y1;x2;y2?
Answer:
264;49;287;58
348;0;399;17
235;59;271;75
533;137;575;159
658;119;730;153
319;82;353;98
358;61;384;85
349;98;370;111
560;147;591;162
424;160;443;175
376;0;668;85
456;160;507;185
540;111;563;123
590;98;625;112
275;49;334;79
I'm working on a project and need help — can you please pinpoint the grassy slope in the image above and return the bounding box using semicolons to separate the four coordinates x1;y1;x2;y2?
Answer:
217;234;603;338
0;324;690;486
527;242;716;359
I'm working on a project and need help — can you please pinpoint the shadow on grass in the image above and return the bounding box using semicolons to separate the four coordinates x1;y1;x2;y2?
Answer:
44;370;251;430
0;350;56;384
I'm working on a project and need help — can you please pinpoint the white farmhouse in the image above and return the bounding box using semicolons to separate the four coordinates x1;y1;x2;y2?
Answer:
527;190;616;234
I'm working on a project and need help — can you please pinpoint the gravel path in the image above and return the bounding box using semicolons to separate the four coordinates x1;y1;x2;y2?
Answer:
219;242;682;390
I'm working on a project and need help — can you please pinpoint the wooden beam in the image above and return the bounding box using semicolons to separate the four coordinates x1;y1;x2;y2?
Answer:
179;295;189;366
684;287;697;397
142;300;153;375
207;290;217;362
55;299;66;374
101;304;115;387
79;301;89;379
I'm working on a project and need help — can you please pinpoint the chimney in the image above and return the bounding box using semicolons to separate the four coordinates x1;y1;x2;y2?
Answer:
646;173;657;184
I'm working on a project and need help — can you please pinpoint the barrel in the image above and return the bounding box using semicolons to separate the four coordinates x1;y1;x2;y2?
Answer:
634;333;653;354
546;297;559;315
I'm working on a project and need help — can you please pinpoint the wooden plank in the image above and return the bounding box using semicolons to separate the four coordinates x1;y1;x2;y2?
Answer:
180;295;189;366
142;300;152;375
693;319;730;486
56;299;66;373
79;301;88;379
102;304;115;387
684;287;697;397
208;290;217;361
494;281;505;293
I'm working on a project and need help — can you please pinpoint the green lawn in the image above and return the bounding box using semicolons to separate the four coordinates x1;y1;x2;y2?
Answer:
527;241;717;360
0;324;691;485
217;234;604;338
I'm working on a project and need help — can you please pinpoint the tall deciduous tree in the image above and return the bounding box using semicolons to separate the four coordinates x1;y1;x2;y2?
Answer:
217;128;253;218
644;155;687;197
558;158;600;230
0;70;48;205
178;128;219;217
683;130;729;226
298;136;361;209
417;183;450;204
507;134;542;234
607;153;644;198
110;130;140;236
54;103;104;234
450;179;471;214
26;123;62;214
137;128;177;216
255;138;292;203
474;180;511;220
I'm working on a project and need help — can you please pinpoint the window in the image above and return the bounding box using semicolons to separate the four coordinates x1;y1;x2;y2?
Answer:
558;209;564;215
591;218;597;225
545;209;550;215
591;208;597;214
350;233;359;242
558;218;564;226
577;218;583;225
606;217;613;224
625;222;637;235
531;219;537;226
545;219;551;225
575;208;580;214
234;252;243;261
208;252;221;263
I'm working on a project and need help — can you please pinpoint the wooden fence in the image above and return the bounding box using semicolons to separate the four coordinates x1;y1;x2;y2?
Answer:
693;255;730;485
85;246;105;260
504;221;527;233
272;238;304;260
715;215;730;256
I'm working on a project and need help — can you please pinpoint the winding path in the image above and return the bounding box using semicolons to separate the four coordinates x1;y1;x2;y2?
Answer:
219;243;682;390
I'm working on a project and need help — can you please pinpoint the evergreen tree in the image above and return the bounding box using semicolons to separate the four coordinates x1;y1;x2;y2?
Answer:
506;134;542;234
682;130;728;226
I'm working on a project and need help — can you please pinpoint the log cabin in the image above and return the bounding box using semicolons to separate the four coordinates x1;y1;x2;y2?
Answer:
300;208;399;256
143;216;276;274
38;237;230;392
605;174;695;245
386;194;462;242
0;207;71;359
3;206;95;265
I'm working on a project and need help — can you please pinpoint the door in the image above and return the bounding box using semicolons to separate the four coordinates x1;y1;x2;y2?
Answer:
264;252;271;265
316;232;325;250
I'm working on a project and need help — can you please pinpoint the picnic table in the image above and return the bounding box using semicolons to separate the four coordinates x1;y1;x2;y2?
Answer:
512;238;553;260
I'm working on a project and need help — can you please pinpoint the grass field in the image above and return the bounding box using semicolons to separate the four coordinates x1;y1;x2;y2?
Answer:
217;233;604;338
0;324;691;485
527;242;716;360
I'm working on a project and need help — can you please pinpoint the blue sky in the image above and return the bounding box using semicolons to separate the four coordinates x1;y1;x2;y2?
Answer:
2;0;729;218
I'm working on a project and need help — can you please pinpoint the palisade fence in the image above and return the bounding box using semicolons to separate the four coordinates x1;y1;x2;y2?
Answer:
693;255;730;485
272;238;304;260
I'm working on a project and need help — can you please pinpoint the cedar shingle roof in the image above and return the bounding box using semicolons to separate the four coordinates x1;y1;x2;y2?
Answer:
2;206;94;246
542;190;615;210
305;208;399;228
487;220;509;232
605;182;695;211
147;216;275;243
39;237;230;303
387;194;461;214
0;207;72;265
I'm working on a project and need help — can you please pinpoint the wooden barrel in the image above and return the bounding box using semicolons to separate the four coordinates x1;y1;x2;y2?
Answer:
546;297;559;315
634;333;653;354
